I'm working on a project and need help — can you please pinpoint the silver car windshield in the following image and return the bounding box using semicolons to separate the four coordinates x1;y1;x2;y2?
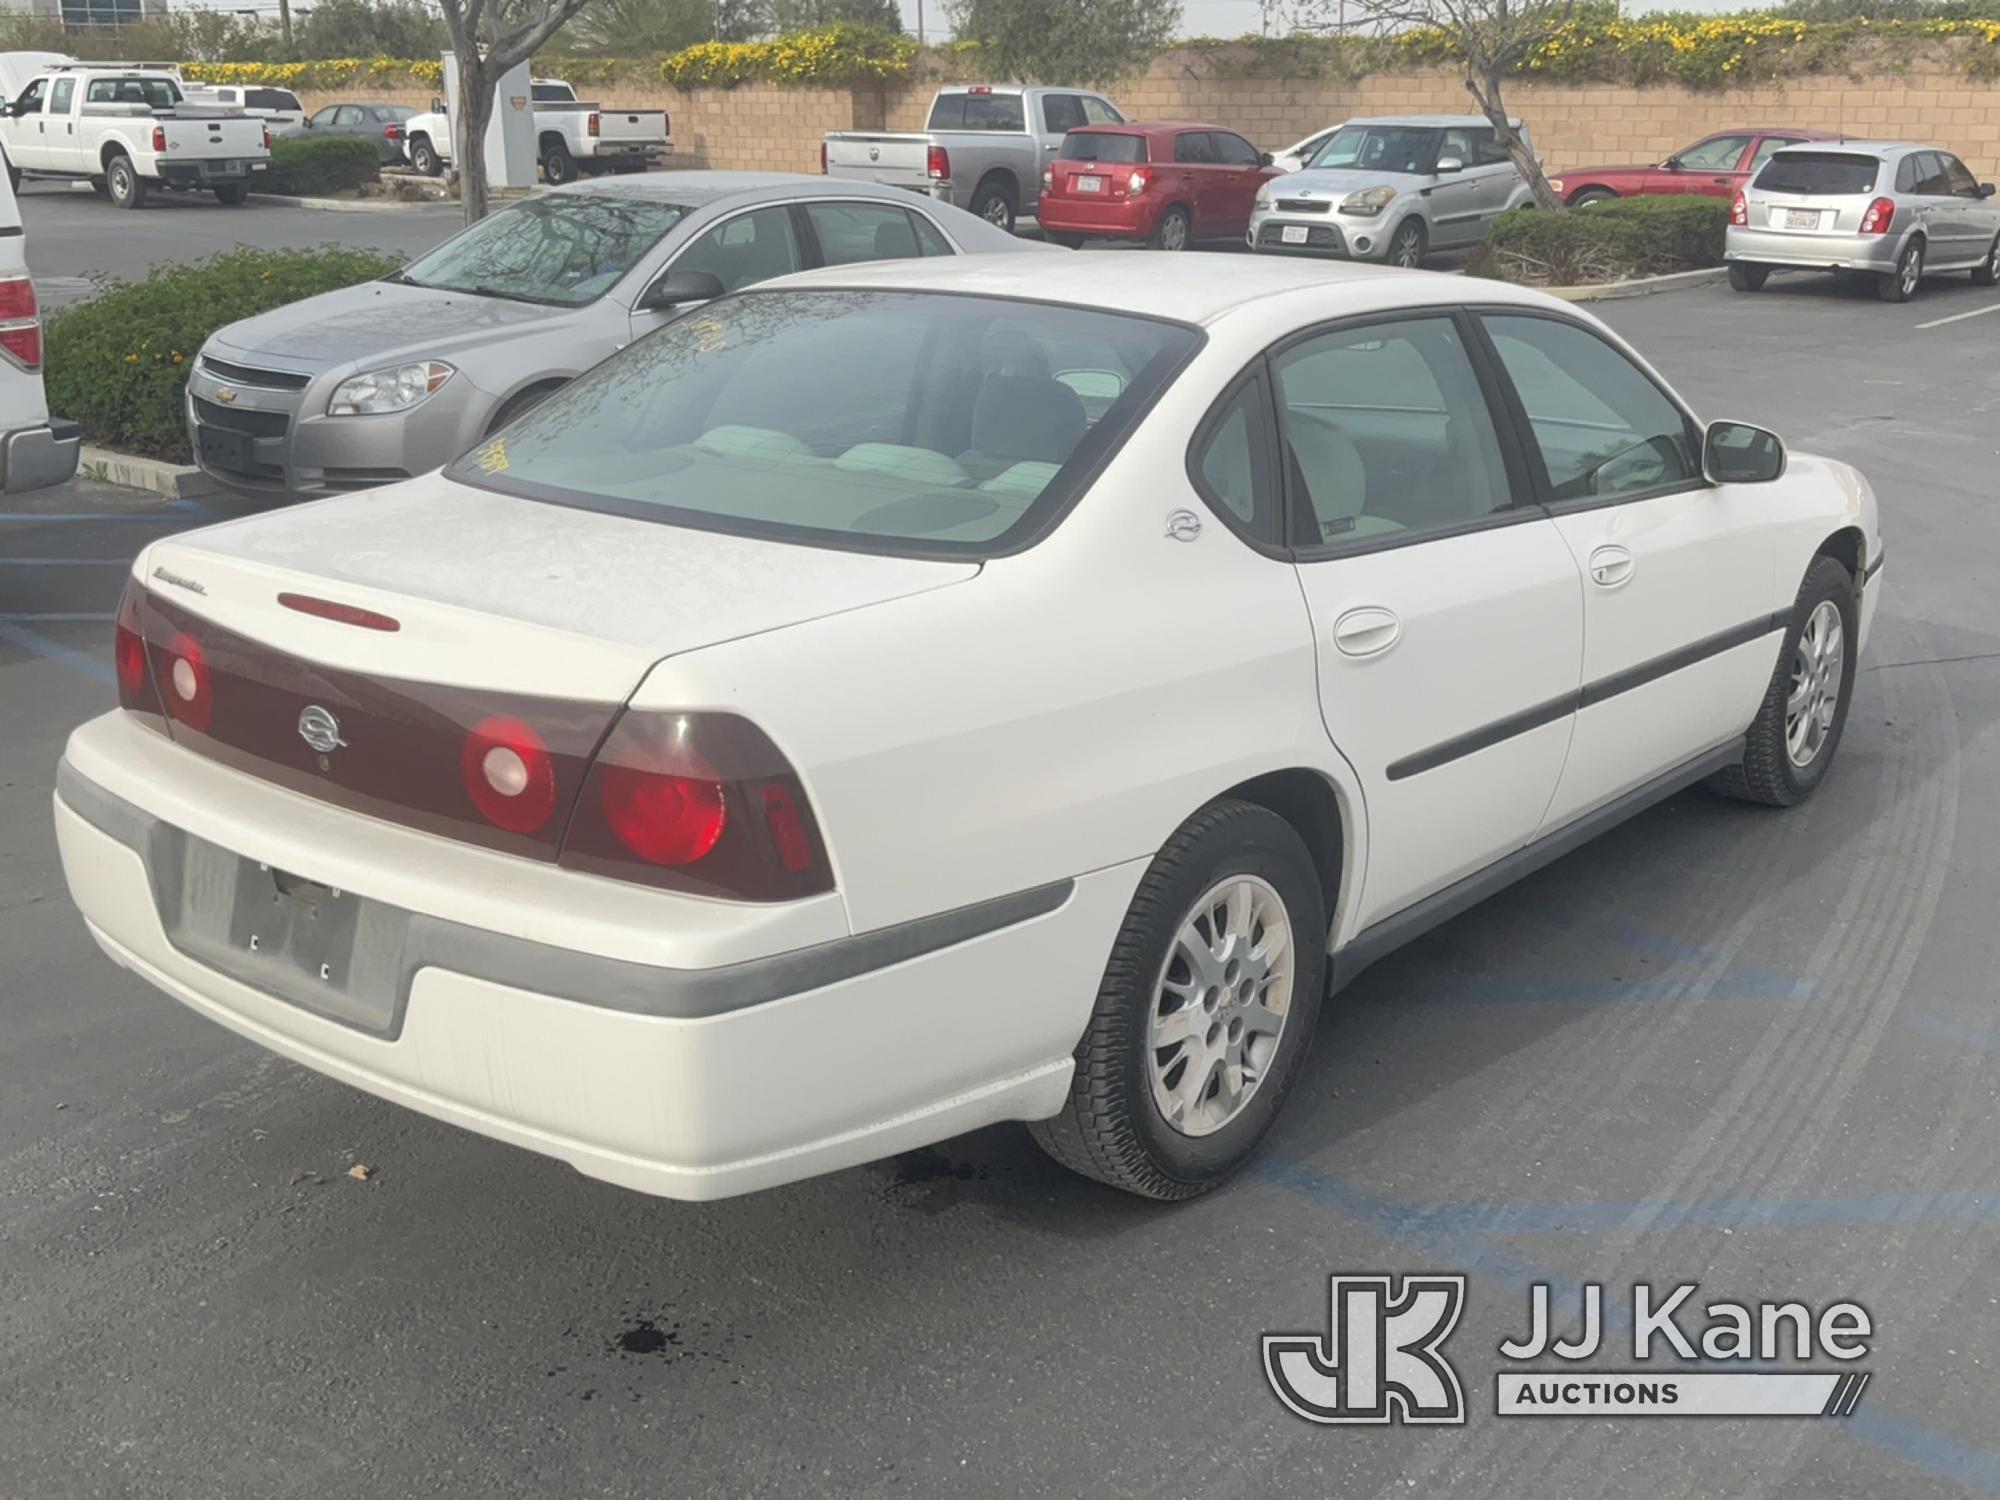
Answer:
1308;125;1440;175
394;196;692;308
451;290;1200;556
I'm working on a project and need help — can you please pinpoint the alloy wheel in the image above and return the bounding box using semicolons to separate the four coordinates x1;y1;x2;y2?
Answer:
982;196;1011;228
1146;874;1295;1137
1392;226;1423;268
1901;246;1922;297
1786;599;1845;768
1160;212;1188;251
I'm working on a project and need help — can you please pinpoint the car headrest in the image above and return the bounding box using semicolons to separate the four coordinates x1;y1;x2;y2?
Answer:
969;376;1087;466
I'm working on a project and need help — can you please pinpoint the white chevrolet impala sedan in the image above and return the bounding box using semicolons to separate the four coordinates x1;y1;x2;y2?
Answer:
56;256;1882;1201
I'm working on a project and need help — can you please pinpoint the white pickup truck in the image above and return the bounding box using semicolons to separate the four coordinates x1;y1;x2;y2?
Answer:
823;84;1125;233
402;77;670;185
0;66;270;208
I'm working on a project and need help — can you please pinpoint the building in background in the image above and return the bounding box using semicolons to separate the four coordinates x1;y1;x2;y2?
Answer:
0;0;169;26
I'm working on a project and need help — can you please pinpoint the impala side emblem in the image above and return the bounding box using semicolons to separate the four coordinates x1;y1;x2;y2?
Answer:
214;386;238;403
869;145;881;161
297;705;346;754
1165;508;1203;542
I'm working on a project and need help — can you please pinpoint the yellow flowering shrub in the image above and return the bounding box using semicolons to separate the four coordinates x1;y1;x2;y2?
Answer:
659;25;916;88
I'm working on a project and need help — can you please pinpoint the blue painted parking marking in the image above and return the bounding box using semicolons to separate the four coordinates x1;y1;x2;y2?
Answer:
0;620;115;686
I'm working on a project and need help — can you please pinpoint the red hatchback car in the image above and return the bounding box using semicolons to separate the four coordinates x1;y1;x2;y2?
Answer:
1039;122;1281;250
1549;128;1840;207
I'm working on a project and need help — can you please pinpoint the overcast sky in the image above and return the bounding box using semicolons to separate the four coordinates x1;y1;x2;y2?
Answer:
891;0;1756;42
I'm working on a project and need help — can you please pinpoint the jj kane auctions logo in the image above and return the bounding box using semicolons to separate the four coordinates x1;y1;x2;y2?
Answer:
1264;1276;1874;1424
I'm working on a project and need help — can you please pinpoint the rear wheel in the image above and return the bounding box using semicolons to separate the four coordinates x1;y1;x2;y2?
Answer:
1151;205;1191;252
1974;232;2000;287
409;137;441;177
1387;216;1426;269
1029;799;1328;1200
970;178;1017;234
1878;237;1923;302
1727;262;1769;292
212;182;246;206
542;142;576;186
105;153;145;210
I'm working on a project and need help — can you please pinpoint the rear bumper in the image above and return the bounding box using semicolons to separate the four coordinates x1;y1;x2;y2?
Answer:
1725;226;1900;273
54;713;1132;1200
1035;193;1157;237
157;158;272;187
2;416;80;493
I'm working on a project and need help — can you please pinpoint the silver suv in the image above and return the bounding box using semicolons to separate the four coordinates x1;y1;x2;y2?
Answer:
1726;141;2000;302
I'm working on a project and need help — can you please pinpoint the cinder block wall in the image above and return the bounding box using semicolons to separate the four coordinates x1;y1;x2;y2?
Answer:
299;55;2000;182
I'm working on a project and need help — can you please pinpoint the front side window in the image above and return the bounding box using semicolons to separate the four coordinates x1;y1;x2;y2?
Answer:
1482;315;1697;503
15;79;45;114
333;105;364;126
1060;132;1146;164
309;105;338;126
452;291;1199;555
670;205;802;295
1471;129;1510;167
1941;154;1982;197
1677;134;1752;172
1910;152;1952;196
1309;125;1440;176
1211;132;1262;168
1273;316;1513;546
1754;151;1878;196
398;194;690;306
804;200;923;266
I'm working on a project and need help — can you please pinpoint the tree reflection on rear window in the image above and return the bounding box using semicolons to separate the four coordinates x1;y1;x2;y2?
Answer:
1753;152;1879;196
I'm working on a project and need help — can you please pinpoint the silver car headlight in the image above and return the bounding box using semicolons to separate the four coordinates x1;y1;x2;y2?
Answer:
327;360;455;417
1254;187;1272;209
1340;186;1398;217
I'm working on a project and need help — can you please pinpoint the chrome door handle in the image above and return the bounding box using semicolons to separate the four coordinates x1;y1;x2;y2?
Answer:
1589;544;1634;588
1332;605;1400;658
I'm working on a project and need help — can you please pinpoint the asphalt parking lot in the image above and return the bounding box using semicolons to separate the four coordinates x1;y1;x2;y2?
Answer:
3;265;1999;1497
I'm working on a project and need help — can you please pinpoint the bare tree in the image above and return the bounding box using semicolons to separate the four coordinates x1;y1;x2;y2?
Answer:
1345;0;1573;210
437;0;601;224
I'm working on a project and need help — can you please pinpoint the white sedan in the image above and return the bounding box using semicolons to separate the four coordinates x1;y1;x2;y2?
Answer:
55;255;1882;1202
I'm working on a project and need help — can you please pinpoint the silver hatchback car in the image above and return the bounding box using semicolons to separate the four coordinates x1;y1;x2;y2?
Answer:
1726;141;2000;302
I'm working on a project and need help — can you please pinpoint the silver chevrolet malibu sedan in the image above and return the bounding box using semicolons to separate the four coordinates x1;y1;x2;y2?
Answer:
1725;140;2000;302
186;172;1040;500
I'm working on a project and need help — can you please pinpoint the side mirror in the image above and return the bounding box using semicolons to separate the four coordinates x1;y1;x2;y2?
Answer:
1704;419;1786;485
430;97;445;114
1259;150;1274;167
639;269;725;311
1981;182;1997;198
1663;155;1683;171
1435;156;1464;175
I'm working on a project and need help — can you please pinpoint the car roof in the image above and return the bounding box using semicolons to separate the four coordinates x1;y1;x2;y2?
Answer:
1767;140;1928;158
544;171;930;208
761;251;1568;328
1071;121;1243;138
1343;115;1520;129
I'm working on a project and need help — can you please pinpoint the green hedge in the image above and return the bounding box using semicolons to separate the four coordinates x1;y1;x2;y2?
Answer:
1476;195;1731;286
264;134;381;196
47;246;403;462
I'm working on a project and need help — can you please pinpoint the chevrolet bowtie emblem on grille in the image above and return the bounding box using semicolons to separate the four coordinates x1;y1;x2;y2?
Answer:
297;705;346;754
214;386;237;403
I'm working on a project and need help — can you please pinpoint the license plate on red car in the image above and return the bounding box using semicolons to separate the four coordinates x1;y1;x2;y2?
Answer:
1077;176;1103;193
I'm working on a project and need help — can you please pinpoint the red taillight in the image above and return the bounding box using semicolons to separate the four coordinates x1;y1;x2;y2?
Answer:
151;124;166;153
0;274;39;370
1860;196;1895;235
1126;168;1150;195
761;782;813;873
114;581;150;708
277;592;401;632
460;714;559;834
1729;190;1747;226
158;629;213;733
263;125;273;150
602;761;727;867
927;144;950;180
587;111;600;138
384;123;403;141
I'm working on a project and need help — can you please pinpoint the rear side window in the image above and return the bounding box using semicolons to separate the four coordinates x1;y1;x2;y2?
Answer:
910;212;952;255
49;78;72;113
1061;132;1147;164
1754;151;1878;196
804;200;924;266
1192;375;1280;545
927;92;1025;132
1174;132;1218;164
245;89;302;111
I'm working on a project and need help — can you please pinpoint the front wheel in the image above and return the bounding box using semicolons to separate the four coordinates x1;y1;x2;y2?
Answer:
1974;232;2000;287
1727;262;1769;292
1569;188;1617;208
1029;799;1328;1200
1878;238;1923;302
970;179;1016;234
409;138;441;177
1387;217;1427;269
1708;554;1857;807
105;153;145;210
212;182;246;206
541;144;575;186
1151;205;1191;251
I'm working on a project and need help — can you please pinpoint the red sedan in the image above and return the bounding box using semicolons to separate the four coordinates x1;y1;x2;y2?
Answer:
1038;121;1281;250
1548;128;1840;207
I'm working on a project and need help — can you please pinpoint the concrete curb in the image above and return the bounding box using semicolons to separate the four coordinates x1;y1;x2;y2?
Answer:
1547;266;1730;303
248;192;454;213
79;446;220;501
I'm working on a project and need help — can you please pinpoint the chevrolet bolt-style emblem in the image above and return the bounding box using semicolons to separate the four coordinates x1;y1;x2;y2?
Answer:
297;705;346;754
869;145;880;162
214;386;238;403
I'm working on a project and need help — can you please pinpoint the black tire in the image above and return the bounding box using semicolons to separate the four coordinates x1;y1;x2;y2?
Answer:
1029;799;1329;1200
1569;187;1617;208
409;137;441;177
1878;237;1923;302
105;153;145;210
212;182;246;206
1150;205;1192;252
89;175;109;198
1973;232;2000;287
485;381;563;437
970;178;1016;234
1707;554;1858;807
542;142;575;186
1387;216;1427;269
1727;262;1769;292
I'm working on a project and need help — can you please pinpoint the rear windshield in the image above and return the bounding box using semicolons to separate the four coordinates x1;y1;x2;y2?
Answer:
1754;151;1879;196
245;88;302;111
86;77;182;108
394;194;690;307
372;105;416;122
1061;132;1147;164
451;290;1201;557
532;82;576;102
927;92;1025;132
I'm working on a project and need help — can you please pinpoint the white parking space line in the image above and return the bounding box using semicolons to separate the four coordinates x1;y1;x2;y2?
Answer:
1915;302;2000;330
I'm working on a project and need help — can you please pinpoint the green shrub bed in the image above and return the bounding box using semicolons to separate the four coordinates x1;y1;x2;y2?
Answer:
264;134;382;197
47;246;403;462
1476;195;1731;286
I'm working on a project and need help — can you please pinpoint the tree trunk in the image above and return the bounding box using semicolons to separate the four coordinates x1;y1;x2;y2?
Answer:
1465;66;1564;212
457;49;494;226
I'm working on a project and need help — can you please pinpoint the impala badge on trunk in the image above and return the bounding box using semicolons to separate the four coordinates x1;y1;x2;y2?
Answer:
298;705;346;754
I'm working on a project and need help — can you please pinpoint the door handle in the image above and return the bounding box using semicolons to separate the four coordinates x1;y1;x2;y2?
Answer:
1588;544;1634;588
1332;605;1400;658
